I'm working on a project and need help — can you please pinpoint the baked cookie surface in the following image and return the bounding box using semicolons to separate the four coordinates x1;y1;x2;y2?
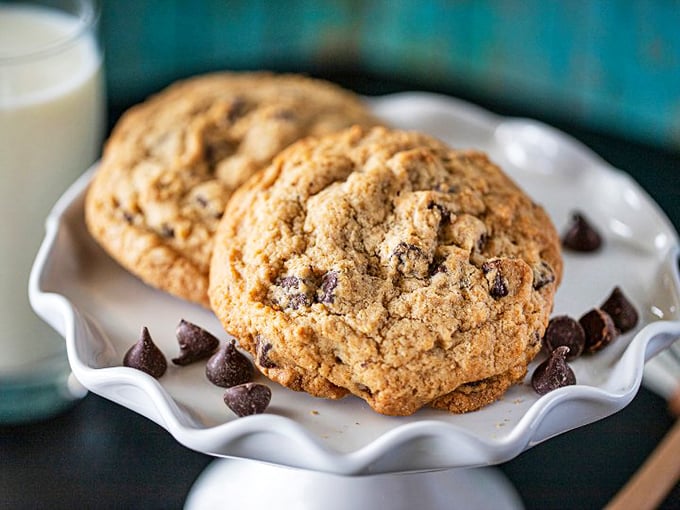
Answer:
209;126;562;415
85;72;378;306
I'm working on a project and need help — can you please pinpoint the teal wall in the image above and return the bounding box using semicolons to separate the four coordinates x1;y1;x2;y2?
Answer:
101;0;680;151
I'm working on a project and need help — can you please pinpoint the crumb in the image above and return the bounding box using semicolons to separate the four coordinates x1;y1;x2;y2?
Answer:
310;410;319;415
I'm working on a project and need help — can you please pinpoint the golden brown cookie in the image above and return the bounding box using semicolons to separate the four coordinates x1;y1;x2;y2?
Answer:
209;126;562;415
85;72;379;306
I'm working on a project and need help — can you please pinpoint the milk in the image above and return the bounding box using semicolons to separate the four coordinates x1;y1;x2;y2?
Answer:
0;4;104;372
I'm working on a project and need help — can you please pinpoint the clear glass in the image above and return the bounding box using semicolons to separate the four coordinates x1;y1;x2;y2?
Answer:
0;0;104;423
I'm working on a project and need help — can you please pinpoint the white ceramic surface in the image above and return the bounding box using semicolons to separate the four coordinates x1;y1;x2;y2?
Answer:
30;93;680;476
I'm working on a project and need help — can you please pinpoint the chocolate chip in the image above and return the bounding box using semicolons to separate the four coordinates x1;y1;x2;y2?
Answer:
428;256;447;276
562;212;603;252
392;242;424;261
123;327;167;378
122;211;134;224
356;383;373;396
223;382;271;417
171;319;220;366
196;195;208;208
482;260;509;299
543;316;585;360
601;286;639;333
160;223;175;238
256;338;277;369
532;261;555;290
275;276;312;310
532;346;576;395
391;242;429;277
476;233;488;253
579;308;619;353
288;293;311;310
227;96;247;123
318;271;338;304
427;201;451;223
206;340;254;388
278;276;300;290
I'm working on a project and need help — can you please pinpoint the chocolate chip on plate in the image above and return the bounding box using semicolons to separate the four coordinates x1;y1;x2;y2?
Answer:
206;340;254;388
123;327;167;378
562;212;603;252
172;319;220;366
601;286;639;333
579;308;619;353
543;316;586;361
223;383;272;417
532;346;576;395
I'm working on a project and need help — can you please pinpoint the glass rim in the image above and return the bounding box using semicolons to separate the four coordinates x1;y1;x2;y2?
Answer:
0;0;100;65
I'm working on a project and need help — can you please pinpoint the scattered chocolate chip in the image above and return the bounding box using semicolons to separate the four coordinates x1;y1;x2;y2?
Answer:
531;346;576;395
532;260;556;290
579;308;619;353
171;319;220;366
123;327;167;378
206;340;254;388
223;382;272;417
601;286;639;333
318;271;338;304
562;212;603;252
543;316;585;360
482;260;509;299
256;338;277;369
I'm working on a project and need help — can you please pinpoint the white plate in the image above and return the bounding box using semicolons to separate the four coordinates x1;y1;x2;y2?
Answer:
30;93;680;475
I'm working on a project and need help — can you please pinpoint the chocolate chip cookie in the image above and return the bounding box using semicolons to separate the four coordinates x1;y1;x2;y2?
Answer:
85;72;379;306
209;126;562;415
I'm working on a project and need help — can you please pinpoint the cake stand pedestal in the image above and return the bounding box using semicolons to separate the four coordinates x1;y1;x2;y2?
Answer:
184;458;523;510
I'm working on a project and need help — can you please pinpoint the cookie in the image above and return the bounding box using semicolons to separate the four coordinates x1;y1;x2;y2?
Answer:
85;72;379;306
209;126;562;416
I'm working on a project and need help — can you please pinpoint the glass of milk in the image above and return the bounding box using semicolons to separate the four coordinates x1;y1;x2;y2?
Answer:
0;0;104;423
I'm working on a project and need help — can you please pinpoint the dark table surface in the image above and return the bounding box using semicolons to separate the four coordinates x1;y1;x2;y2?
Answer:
1;71;679;510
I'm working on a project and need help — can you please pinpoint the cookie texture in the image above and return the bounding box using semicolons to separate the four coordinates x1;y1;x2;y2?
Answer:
85;72;379;306
209;126;562;415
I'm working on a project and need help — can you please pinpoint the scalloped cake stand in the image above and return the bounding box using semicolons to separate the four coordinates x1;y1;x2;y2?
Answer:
30;94;680;509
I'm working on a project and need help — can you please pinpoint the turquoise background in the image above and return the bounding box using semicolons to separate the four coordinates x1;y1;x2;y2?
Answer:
101;0;680;151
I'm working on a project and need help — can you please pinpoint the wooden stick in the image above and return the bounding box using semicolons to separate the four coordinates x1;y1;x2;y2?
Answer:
605;391;680;510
